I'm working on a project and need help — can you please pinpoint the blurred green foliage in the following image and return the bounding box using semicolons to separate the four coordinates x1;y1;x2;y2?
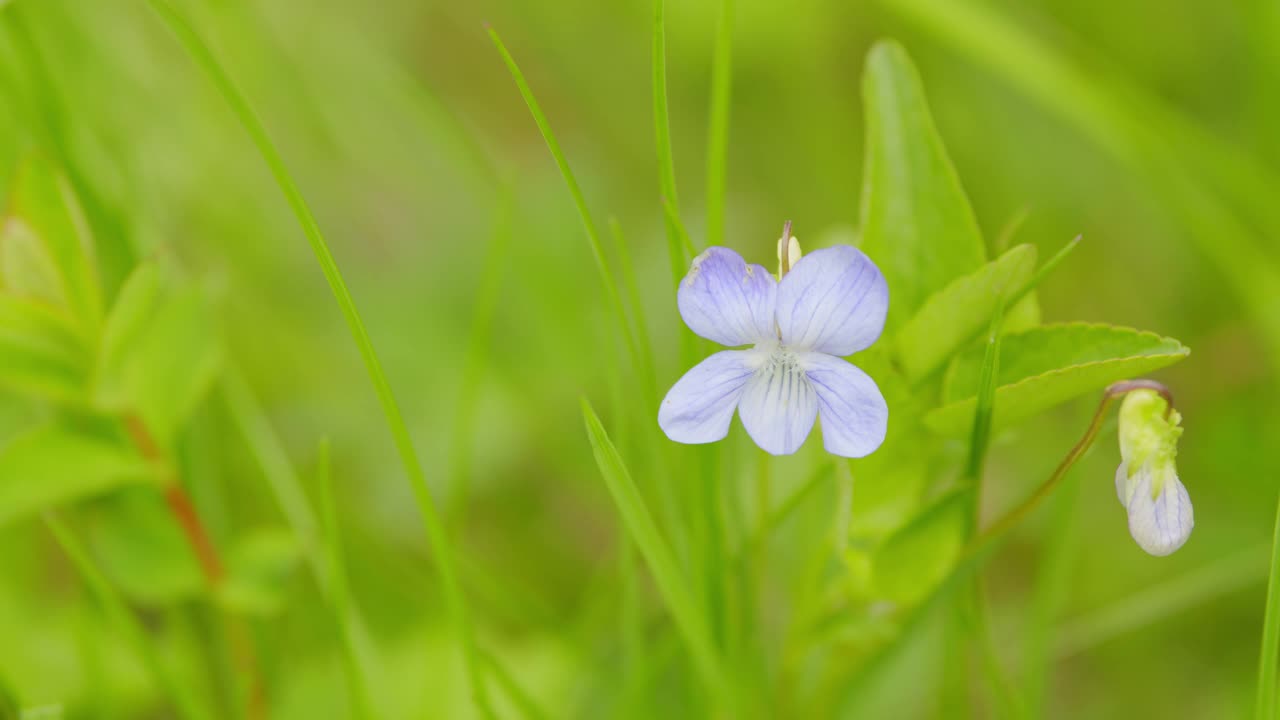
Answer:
0;0;1276;718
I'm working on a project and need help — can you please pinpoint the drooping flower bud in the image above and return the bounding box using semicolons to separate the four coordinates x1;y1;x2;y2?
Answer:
1114;389;1192;556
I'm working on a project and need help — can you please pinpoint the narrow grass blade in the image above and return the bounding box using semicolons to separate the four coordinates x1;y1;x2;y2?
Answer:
1054;544;1268;661
581;399;736;712
487;27;640;372
220;371;319;574
1259;500;1280;719
44;513;212;720
663;196;699;258
316;440;378;720
140;2;491;714
961;302;1026;717
608;218;658;407
704;0;734;248
651;0;687;284
962;302;1004;513
449;186;513;523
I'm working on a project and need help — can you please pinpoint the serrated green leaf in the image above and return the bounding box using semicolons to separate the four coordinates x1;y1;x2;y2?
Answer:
216;527;304;617
86;488;203;606
871;489;968;604
926;323;1190;435
860;40;986;330
894;244;1036;382
0;424;155;527
2;157;102;333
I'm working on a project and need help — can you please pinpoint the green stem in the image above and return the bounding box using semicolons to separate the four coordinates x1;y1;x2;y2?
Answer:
140;2;491;715
1257;496;1280;719
970;380;1168;555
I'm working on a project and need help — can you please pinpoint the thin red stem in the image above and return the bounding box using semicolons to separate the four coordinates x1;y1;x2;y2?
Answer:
123;413;264;717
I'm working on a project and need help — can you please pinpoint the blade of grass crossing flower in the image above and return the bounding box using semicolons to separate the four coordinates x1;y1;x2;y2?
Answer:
581;400;736;712
45;513;212;720
316;439;378;720
1258;497;1280;719
449;186;513;523
487;28;641;376
140;2;492;715
705;0;733;248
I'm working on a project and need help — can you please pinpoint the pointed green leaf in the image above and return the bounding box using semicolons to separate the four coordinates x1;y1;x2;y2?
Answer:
0;424;155;527
894;244;1036;382
860;40;986;329
93;264;221;445
926;323;1190;435
94;263;163;410
2;157;102;332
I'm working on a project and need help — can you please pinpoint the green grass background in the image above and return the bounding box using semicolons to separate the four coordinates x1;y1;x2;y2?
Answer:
0;0;1277;717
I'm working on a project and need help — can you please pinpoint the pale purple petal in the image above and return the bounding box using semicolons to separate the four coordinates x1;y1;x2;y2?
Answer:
1123;465;1193;557
776;246;888;355
800;352;888;458
659;350;761;444
678;247;777;346
737;353;818;455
